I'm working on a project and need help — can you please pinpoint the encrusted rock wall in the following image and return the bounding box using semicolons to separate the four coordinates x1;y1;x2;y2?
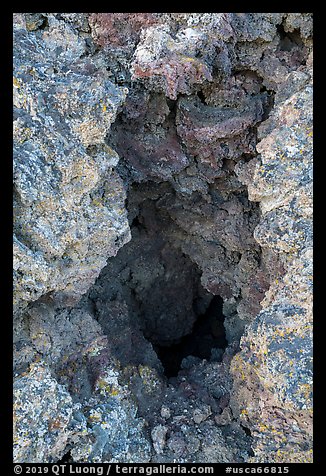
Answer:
13;15;130;315
230;57;313;463
13;12;313;463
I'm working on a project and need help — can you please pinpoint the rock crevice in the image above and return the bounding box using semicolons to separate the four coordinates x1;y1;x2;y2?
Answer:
13;12;313;463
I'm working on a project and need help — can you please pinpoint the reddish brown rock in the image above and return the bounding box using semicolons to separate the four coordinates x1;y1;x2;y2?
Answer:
89;13;159;49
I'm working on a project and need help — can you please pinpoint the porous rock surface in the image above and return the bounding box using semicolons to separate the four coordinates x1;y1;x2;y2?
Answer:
13;13;313;463
230;58;313;463
13;14;130;315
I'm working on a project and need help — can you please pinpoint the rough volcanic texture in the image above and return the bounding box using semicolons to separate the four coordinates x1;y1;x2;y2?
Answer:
13;13;313;463
230;58;313;463
13;15;130;315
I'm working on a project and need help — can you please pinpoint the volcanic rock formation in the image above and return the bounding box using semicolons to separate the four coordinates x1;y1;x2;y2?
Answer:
13;12;313;463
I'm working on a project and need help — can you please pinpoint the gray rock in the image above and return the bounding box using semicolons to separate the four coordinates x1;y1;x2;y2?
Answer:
13;363;79;462
13;12;313;465
193;405;212;424
13;19;130;315
151;425;168;454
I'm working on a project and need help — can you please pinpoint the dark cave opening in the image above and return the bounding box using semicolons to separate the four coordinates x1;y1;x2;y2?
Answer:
197;90;207;105
277;24;304;51
57;450;72;463
12;12;313;464
276;23;307;68
153;295;228;378
86;181;235;383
